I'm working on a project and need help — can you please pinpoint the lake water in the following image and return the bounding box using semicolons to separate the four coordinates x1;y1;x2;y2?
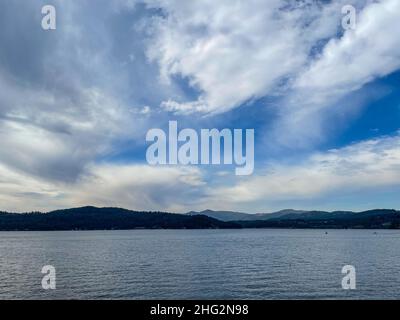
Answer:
0;229;399;299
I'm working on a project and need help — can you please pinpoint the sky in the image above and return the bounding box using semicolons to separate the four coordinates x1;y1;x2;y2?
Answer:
0;0;400;213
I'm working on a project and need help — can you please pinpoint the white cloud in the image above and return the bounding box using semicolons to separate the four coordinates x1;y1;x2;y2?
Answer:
0;162;63;212
145;0;400;153
2;133;400;213
1;0;400;213
211;133;400;205
161;99;210;114
145;0;368;114
0;162;206;213
0;74;135;182
266;0;400;149
69;164;206;212
296;0;400;93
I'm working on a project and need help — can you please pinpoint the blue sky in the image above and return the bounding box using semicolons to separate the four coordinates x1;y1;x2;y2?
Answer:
0;0;400;213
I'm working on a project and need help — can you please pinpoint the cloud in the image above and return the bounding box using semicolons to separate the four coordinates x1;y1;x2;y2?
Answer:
210;133;400;207
160;99;210;114
296;0;400;93
2;132;400;213
0;163;206;213
145;0;367;114
0;1;159;183
269;0;400;148
145;0;400;152
0;162;61;212
69;164;206;212
0;70;134;182
0;0;399;213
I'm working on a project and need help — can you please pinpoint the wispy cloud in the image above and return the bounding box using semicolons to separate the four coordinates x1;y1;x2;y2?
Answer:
273;0;400;148
210;133;400;209
0;0;399;212
0;163;206;212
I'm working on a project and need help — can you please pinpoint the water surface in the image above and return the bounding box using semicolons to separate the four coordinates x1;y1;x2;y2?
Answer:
0;229;399;299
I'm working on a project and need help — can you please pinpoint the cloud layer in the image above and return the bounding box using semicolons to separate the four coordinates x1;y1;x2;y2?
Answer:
1;133;399;212
0;0;399;212
212;133;400;205
145;0;400;116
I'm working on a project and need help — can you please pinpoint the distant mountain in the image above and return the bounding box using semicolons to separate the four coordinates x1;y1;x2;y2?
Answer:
0;206;240;231
185;209;309;221
255;209;309;220
186;209;253;221
185;208;400;229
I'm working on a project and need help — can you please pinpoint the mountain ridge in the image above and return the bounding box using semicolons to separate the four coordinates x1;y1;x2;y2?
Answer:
0;206;240;231
186;208;399;219
0;206;399;230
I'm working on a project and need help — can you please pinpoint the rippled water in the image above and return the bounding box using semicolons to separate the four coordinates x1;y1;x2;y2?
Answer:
0;229;399;299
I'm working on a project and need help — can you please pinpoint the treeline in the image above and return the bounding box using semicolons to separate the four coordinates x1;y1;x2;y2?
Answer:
237;209;400;229
0;207;399;231
0;207;240;231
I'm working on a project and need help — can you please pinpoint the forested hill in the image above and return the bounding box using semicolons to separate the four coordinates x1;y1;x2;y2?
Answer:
0;206;240;231
0;207;399;231
189;209;400;229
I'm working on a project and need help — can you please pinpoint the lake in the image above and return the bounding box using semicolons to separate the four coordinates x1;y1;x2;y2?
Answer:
0;229;399;299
